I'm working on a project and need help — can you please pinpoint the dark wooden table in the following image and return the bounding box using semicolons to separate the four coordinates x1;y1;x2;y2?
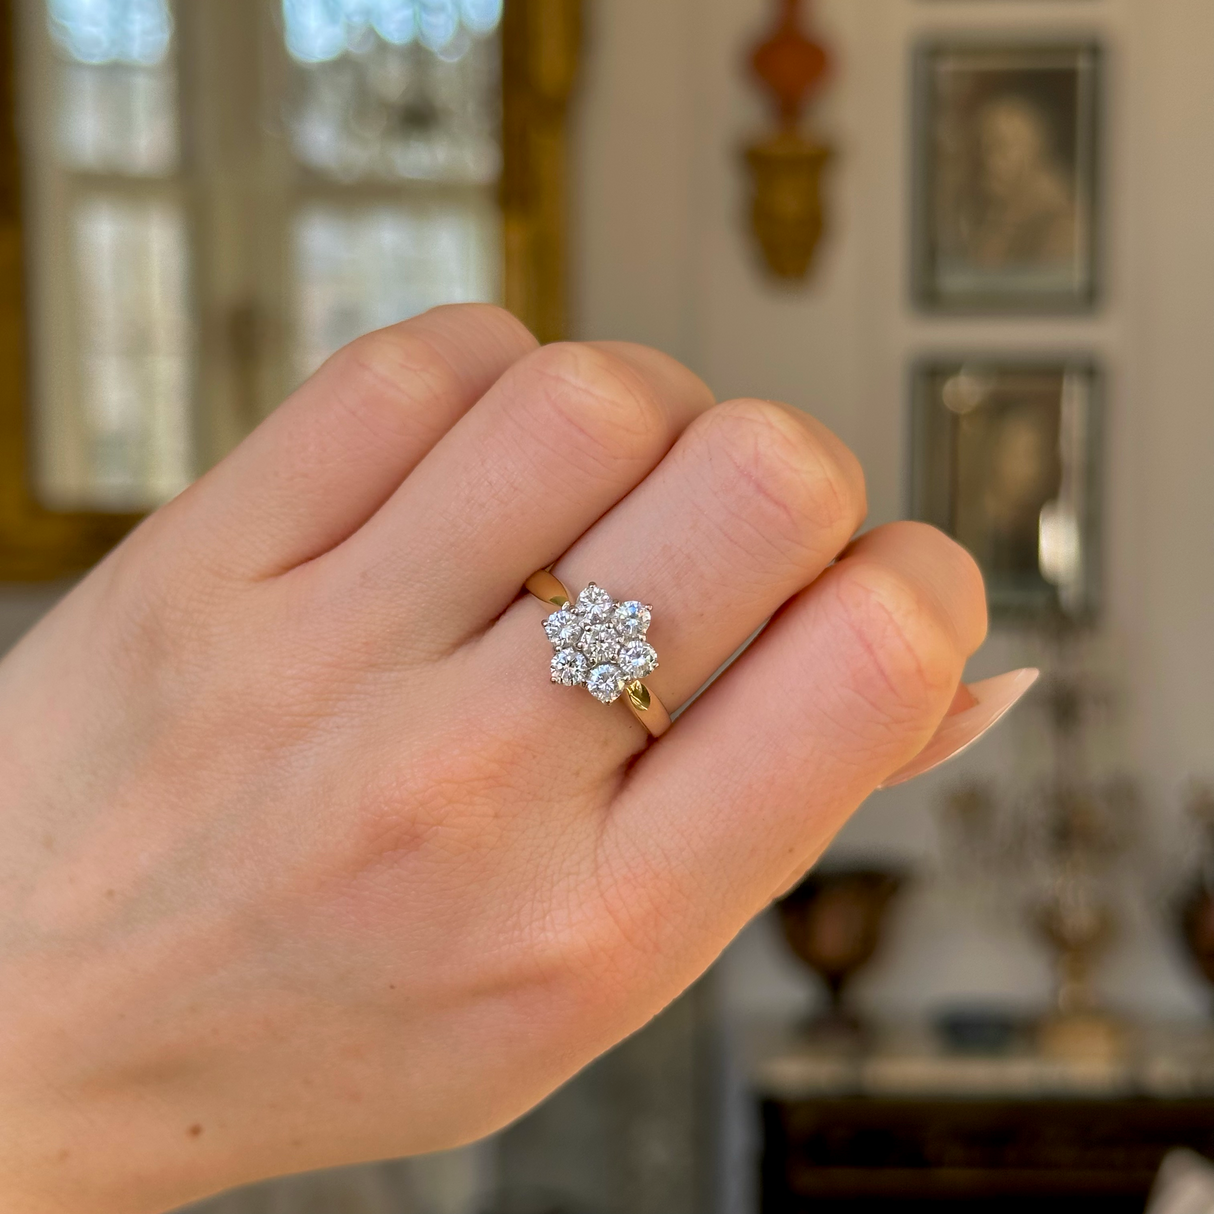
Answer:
761;1094;1214;1213
752;1023;1214;1214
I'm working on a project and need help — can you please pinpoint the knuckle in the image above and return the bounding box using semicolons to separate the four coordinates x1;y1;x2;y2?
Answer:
874;521;989;654
333;327;461;440
514;342;669;474
417;302;539;365
832;562;965;724
424;300;531;340
588;340;717;413
937;531;989;653
695;400;862;559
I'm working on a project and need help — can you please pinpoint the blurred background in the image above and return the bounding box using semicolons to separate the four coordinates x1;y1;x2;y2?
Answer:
1;1;1212;1212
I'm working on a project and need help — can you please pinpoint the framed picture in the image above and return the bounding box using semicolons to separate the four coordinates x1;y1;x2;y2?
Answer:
912;40;1101;313
910;359;1102;619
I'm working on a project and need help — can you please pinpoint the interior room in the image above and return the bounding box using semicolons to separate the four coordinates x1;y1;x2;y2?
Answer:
1;1;1212;1212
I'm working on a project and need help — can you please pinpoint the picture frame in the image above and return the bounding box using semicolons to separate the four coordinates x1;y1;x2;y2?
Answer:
912;39;1102;314
909;357;1102;620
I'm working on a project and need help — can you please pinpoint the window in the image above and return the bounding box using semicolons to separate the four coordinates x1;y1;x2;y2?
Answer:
26;0;190;510
17;0;509;515
280;0;504;382
2;0;575;575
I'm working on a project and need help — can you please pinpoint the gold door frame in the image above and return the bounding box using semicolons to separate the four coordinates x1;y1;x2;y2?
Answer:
502;0;579;345
0;0;580;581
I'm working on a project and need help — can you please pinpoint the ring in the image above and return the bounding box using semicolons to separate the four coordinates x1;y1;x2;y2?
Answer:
525;570;673;739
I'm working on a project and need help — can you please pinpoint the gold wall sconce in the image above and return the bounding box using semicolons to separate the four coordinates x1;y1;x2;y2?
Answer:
744;0;833;281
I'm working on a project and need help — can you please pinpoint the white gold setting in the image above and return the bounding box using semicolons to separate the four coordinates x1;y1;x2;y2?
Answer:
545;583;658;705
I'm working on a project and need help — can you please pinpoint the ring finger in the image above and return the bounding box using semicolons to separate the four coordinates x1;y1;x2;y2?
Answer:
483;397;868;750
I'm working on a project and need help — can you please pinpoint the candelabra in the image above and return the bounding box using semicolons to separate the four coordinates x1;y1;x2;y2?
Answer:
939;630;1138;1060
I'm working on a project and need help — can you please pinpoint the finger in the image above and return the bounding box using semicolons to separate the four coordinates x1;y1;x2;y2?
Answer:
596;523;987;977
318;341;716;647
537;399;866;732
463;399;866;770
150;304;537;579
767;666;1037;899
877;667;1039;789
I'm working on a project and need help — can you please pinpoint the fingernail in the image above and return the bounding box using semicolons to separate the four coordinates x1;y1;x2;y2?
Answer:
877;668;1040;790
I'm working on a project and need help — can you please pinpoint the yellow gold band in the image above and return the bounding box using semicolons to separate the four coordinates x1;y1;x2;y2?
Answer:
524;569;573;609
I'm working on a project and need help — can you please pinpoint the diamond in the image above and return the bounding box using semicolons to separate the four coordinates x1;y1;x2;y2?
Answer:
543;608;582;650
550;648;589;686
618;639;658;680
574;582;614;623
587;663;627;704
614;600;651;639
579;622;620;665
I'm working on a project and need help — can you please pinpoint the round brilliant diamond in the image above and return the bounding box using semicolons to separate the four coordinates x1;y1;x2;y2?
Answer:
618;639;658;680
550;648;589;687
613;601;651;638
587;663;627;704
574;583;614;623
579;623;620;665
543;609;582;649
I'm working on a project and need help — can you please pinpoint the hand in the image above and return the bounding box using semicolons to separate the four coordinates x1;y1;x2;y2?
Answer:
0;306;992;1213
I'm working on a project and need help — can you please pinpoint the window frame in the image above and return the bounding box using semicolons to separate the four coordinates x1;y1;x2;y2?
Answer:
0;0;580;580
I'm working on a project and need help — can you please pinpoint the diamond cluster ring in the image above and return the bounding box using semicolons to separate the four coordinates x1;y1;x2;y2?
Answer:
525;570;673;738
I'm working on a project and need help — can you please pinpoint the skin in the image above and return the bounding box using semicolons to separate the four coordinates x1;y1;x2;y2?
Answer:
0;305;986;1214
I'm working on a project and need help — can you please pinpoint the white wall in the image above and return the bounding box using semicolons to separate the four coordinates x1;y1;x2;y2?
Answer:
570;0;1214;1022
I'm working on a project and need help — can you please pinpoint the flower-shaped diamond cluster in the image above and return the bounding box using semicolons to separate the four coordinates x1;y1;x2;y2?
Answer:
545;583;658;704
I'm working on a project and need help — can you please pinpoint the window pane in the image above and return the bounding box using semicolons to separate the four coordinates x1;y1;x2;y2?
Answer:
48;0;178;174
56;62;177;174
284;0;500;183
67;195;193;508
48;0;173;64
293;200;499;377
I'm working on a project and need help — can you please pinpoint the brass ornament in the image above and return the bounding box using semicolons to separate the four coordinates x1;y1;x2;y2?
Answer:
746;132;832;281
744;0;833;282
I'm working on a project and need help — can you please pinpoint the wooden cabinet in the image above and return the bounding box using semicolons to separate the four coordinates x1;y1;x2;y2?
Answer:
761;1095;1214;1214
753;1024;1214;1214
